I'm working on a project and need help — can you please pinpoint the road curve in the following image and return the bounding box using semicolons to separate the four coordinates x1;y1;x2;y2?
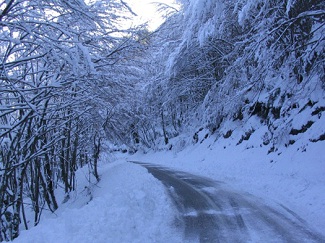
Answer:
130;161;325;243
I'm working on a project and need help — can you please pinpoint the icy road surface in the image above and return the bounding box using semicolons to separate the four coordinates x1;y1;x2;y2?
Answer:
132;161;325;243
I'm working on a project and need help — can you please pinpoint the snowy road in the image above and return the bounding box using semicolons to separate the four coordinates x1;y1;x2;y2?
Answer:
131;161;325;243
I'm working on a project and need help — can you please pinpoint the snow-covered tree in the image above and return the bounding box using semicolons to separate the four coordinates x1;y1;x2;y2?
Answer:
0;0;139;240
133;0;324;148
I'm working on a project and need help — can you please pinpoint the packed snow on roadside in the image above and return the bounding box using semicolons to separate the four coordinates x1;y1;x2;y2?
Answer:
14;160;182;243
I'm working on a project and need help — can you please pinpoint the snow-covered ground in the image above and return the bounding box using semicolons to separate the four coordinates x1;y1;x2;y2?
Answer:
14;160;182;243
14;120;325;242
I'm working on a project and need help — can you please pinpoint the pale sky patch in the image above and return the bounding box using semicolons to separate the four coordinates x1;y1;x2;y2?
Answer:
124;0;180;30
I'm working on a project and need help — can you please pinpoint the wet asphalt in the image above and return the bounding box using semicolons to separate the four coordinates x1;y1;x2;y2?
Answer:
130;161;325;243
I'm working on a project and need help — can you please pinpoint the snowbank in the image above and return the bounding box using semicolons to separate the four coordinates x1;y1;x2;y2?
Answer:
14;161;182;243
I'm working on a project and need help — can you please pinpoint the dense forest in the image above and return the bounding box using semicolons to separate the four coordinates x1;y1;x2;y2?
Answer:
0;0;324;241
